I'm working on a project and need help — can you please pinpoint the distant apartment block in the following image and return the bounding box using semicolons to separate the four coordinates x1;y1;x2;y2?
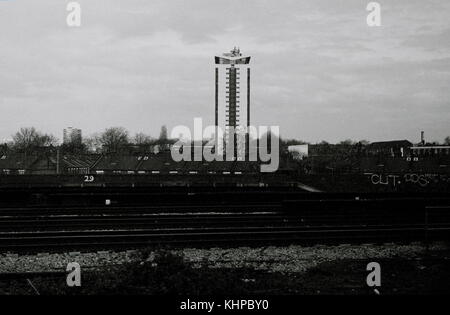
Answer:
63;127;82;145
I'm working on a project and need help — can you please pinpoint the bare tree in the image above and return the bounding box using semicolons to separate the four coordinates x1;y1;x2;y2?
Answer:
62;137;87;154
11;127;58;151
12;127;39;150
358;140;370;146
83;134;102;153
40;134;59;146
444;136;450;145
98;127;129;152
134;132;154;146
338;139;354;146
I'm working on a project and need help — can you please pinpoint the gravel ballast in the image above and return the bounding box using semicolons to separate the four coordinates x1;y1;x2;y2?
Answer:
0;242;446;274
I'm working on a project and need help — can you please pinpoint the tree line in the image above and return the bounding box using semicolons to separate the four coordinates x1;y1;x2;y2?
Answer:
2;127;450;155
1;126;172;154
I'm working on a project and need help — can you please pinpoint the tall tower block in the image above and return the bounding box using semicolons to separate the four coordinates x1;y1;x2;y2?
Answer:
214;47;251;157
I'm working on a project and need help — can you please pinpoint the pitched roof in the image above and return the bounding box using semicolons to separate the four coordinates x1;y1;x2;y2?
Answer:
0;153;39;170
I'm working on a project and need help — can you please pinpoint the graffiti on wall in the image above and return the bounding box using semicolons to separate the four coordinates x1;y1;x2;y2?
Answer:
365;173;450;187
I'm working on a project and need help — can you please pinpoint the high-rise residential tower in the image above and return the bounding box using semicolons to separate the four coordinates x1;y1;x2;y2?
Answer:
63;127;82;145
214;47;251;158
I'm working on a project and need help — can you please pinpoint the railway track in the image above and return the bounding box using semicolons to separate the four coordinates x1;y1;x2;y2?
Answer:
0;212;448;231
0;225;448;251
0;196;449;252
0;203;282;216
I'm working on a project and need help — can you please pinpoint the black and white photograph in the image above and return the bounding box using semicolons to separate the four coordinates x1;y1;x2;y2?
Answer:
0;0;449;306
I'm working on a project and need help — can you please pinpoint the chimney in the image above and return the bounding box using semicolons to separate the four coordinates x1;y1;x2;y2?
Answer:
421;131;425;145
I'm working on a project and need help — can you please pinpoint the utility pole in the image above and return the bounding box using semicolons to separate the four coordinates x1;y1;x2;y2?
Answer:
56;147;60;175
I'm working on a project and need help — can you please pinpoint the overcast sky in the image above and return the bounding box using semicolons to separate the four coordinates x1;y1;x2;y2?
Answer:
0;0;449;143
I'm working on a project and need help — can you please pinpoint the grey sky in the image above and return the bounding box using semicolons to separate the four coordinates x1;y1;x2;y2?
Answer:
0;0;449;143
